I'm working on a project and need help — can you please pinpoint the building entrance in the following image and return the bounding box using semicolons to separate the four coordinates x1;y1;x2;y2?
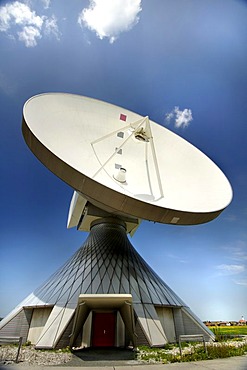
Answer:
92;312;116;347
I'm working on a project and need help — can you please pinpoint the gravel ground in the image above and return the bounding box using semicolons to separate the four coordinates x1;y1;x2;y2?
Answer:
1;338;247;367
0;345;72;367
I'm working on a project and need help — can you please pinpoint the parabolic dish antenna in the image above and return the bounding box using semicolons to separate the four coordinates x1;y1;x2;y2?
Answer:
22;93;232;225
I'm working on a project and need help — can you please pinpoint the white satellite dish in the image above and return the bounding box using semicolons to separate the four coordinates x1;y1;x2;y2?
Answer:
22;93;232;226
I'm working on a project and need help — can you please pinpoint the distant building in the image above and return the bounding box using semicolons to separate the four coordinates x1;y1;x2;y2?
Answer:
239;316;246;325
204;321;238;327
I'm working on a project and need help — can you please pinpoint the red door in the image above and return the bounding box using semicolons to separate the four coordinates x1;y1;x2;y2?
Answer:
92;312;116;347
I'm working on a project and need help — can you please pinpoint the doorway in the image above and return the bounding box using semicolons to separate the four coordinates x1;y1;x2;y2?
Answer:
92;312;116;347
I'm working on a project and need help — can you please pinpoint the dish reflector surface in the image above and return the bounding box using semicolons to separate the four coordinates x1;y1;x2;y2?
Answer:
22;93;232;225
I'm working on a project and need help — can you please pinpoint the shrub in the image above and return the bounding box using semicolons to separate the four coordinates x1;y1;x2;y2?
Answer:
137;340;247;364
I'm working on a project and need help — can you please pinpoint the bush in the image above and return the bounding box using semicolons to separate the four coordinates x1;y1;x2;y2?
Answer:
137;340;247;364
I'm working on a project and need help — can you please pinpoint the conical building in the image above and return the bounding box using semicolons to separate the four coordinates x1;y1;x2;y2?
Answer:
0;218;213;349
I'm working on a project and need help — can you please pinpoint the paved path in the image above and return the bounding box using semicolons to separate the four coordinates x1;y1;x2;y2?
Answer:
1;355;247;370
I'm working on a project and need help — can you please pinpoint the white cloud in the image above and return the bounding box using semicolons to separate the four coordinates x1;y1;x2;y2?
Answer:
42;0;51;9
25;0;51;10
0;1;43;32
44;15;60;40
174;107;193;128
222;241;247;262
218;241;247;286
18;25;42;47
165;112;174;122
167;253;188;264
216;264;245;276
234;279;247;287
165;106;193;128
78;0;142;43
0;1;60;47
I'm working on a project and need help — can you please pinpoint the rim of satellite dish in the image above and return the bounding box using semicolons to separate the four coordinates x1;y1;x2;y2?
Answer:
22;93;232;225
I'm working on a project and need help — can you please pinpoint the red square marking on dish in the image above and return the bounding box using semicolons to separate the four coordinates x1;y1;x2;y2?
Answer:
120;113;127;121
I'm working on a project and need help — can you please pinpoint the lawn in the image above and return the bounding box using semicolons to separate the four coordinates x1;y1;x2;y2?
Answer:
209;325;247;336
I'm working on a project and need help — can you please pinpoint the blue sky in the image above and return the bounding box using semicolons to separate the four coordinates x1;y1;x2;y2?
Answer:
0;0;247;322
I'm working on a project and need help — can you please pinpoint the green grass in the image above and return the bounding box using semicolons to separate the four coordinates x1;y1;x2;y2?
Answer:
209;325;247;336
137;340;247;364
